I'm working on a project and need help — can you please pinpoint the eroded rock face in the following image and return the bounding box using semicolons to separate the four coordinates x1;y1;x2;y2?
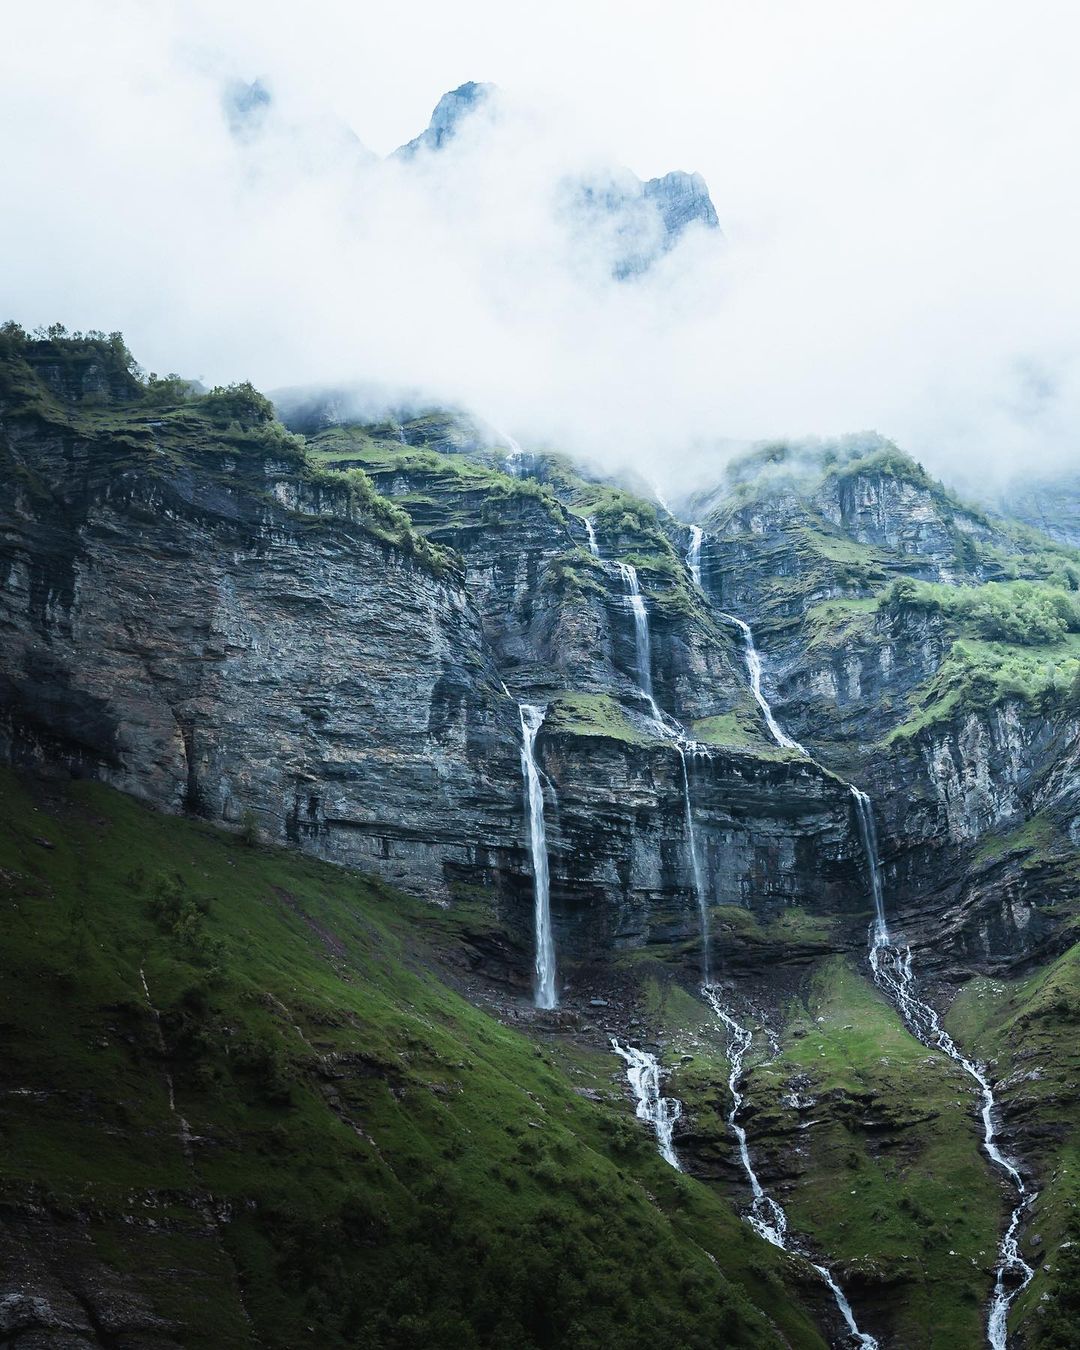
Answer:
537;730;857;973
0;418;524;906
0;388;866;977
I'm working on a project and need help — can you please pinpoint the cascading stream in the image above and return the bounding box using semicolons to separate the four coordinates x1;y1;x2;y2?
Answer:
592;530;707;971
517;703;557;1010
611;1040;682;1169
687;521;1031;1344
722;613;807;755
850;787;889;946
617;560;663;724
852;790;1036;1349
703;987;878;1349
683;526;805;755
501;431;525;476
613;554;710;975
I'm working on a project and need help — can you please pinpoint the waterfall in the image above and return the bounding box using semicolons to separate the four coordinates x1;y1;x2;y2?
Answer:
583;517;601;557
719;613;807;755
686;525;703;588
611;562;707;970
678;747;710;983
611;1040;682;1169
703;988;878;1348
518;704;557;1010
853;793;1036;1348
617;561;663;723
681;526;803;756
701;583;1032;1345
850;787;889;946
501;432;525;477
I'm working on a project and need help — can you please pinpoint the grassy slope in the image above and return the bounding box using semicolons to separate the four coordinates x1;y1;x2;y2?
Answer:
0;768;831;1350
945;941;1080;1345
654;958;1004;1348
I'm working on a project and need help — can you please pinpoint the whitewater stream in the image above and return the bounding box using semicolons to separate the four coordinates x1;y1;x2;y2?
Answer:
852;791;1036;1350
702;987;879;1348
687;524;1034;1345
587;531;709;978
501;432;526;476
611;1040;683;1169
617;560;665;725
684;526;806;755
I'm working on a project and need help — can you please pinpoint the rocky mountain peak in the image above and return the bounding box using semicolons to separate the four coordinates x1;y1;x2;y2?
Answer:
642;169;720;234
394;79;498;158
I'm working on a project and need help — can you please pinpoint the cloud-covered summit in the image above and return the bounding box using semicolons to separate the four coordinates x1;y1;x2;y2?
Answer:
2;2;1078;497
391;79;721;277
394;80;498;158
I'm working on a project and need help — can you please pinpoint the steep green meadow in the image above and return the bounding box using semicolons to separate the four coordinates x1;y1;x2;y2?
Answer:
0;767;830;1350
946;942;1080;1345
653;957;1006;1348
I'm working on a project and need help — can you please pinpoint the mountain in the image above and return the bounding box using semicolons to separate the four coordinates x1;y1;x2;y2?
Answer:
999;469;1080;549
568;164;721;277
2;325;1079;1348
393;79;497;158
393;80;721;274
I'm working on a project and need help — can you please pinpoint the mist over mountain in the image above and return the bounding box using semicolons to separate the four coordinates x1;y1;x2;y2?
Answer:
2;2;1078;495
3;10;1080;1347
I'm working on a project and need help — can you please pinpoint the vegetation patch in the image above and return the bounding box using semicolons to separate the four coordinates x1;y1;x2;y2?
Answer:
544;692;659;746
944;943;1080;1343
0;768;831;1350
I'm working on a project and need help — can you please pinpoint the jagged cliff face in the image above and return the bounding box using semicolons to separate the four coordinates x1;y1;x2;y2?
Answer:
690;440;1080;974
0;341;871;993
5;346;1078;989
6;337;1080;1350
0;392;527;908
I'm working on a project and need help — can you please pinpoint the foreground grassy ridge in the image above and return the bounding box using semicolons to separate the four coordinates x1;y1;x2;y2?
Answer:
0;769;832;1350
656;959;1005;1348
945;942;1080;1345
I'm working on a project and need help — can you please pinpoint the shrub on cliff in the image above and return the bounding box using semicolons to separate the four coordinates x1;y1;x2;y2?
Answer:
200;380;276;428
885;577;1080;646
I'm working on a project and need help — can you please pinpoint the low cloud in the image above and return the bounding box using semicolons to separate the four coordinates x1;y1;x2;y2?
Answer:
2;1;1078;499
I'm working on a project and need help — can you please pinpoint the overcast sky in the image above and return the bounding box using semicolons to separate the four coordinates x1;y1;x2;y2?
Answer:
3;1;1078;493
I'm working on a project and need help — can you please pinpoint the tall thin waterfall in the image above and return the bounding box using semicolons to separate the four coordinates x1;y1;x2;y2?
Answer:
720;613;807;755
518;704;557;1010
850;787;889;945
611;1040;682;1169
703;988;878;1348
678;747;709;983
613;560;707;969
617;561;662;722
583;517;600;557
686;525;704;588
853;792;1035;1348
